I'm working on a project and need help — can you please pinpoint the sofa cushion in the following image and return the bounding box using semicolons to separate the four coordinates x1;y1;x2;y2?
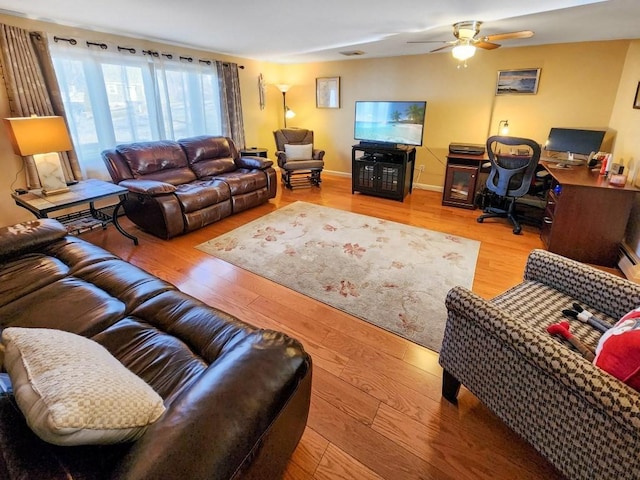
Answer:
281;160;324;171
491;280;615;351
214;169;268;196
2;327;165;446
284;143;313;160
174;180;231;213
117;141;195;181
179;135;238;178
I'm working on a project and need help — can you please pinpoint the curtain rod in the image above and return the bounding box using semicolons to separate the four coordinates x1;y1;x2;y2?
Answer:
52;35;244;68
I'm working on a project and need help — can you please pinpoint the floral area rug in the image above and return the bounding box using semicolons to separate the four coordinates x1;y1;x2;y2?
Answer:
196;202;480;352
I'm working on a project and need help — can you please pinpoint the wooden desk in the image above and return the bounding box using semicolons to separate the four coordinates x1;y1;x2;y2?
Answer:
540;161;638;266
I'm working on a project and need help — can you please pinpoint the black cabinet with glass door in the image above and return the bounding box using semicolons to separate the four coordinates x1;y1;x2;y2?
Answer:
352;144;415;202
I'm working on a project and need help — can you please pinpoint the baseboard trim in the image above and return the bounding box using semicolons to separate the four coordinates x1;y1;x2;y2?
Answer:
323;169;350;178
413;183;443;193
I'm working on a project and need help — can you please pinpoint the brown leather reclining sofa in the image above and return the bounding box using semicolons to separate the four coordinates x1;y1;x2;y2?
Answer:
102;135;277;239
0;218;312;479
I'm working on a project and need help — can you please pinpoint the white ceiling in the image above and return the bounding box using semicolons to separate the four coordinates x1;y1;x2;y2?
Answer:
1;0;639;63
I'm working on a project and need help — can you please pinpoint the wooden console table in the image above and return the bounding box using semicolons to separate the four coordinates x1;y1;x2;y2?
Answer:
540;161;639;266
12;178;138;245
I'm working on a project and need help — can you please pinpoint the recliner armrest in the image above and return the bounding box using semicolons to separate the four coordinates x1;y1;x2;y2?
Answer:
236;156;274;170
275;151;287;168
119;179;177;196
0;219;67;261
312;149;325;161
523;249;640;319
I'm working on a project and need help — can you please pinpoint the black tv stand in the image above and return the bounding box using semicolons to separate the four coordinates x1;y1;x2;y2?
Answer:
352;144;416;202
358;141;398;149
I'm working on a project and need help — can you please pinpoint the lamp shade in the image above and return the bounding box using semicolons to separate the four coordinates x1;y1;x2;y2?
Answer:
4;116;72;156
275;84;291;93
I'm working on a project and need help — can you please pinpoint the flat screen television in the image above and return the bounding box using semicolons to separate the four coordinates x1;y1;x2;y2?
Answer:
544;127;606;156
354;101;426;147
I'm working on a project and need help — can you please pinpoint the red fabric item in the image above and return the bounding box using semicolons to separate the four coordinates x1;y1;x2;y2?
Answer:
594;308;640;391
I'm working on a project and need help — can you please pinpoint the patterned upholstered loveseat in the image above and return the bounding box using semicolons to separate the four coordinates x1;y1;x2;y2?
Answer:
440;249;640;480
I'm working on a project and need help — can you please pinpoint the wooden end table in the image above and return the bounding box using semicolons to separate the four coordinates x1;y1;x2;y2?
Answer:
11;178;138;245
239;147;268;158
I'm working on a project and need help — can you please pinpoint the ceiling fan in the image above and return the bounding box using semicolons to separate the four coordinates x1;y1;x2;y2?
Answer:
409;20;534;62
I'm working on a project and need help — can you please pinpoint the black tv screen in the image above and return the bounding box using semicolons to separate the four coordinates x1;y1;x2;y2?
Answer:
354;101;426;146
545;128;606;156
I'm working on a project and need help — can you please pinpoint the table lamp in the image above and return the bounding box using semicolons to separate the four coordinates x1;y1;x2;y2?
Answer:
4;115;73;195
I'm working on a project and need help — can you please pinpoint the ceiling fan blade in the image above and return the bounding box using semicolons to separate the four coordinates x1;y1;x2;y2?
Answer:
407;40;452;44
429;44;454;53
475;41;501;50
483;30;534;42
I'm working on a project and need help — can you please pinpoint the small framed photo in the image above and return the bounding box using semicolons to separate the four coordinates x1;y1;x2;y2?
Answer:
633;82;640;109
496;68;541;95
316;76;340;108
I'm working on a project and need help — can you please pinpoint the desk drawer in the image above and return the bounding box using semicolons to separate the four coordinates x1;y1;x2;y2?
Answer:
545;191;558;216
540;206;554;248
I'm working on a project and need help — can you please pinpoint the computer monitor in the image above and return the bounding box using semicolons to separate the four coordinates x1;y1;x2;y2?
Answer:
544;128;606;157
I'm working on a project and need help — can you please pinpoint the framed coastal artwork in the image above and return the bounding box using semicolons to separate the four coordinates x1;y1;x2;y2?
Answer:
496;68;541;95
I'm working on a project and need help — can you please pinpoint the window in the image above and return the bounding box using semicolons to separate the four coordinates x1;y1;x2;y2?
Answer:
50;42;223;179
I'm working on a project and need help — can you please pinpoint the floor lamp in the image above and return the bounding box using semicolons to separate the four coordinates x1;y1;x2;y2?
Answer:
4;116;73;195
276;84;296;127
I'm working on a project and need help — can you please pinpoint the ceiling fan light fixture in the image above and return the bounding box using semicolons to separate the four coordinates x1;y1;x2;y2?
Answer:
452;43;476;61
453;20;481;40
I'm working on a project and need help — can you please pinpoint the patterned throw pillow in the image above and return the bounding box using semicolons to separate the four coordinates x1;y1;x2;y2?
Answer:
2;327;165;446
284;143;313;160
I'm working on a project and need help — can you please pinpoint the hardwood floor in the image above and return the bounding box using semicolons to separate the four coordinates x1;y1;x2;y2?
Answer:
82;174;567;480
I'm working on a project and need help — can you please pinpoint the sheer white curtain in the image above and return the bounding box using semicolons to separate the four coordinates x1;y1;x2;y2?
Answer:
49;40;223;180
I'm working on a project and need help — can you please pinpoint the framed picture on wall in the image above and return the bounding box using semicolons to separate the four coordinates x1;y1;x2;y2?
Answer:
316;77;340;108
496;68;541;95
633;82;640;109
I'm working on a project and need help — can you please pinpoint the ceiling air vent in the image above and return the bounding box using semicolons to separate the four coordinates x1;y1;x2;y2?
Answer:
339;50;365;56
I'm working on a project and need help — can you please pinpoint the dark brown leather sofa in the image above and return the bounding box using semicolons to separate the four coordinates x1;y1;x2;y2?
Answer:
0;218;311;479
102;136;277;239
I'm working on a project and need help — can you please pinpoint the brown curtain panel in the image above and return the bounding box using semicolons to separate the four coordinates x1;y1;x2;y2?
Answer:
0;24;81;188
216;61;246;150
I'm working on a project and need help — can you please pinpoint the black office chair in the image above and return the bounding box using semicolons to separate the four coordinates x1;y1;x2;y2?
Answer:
477;136;542;234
